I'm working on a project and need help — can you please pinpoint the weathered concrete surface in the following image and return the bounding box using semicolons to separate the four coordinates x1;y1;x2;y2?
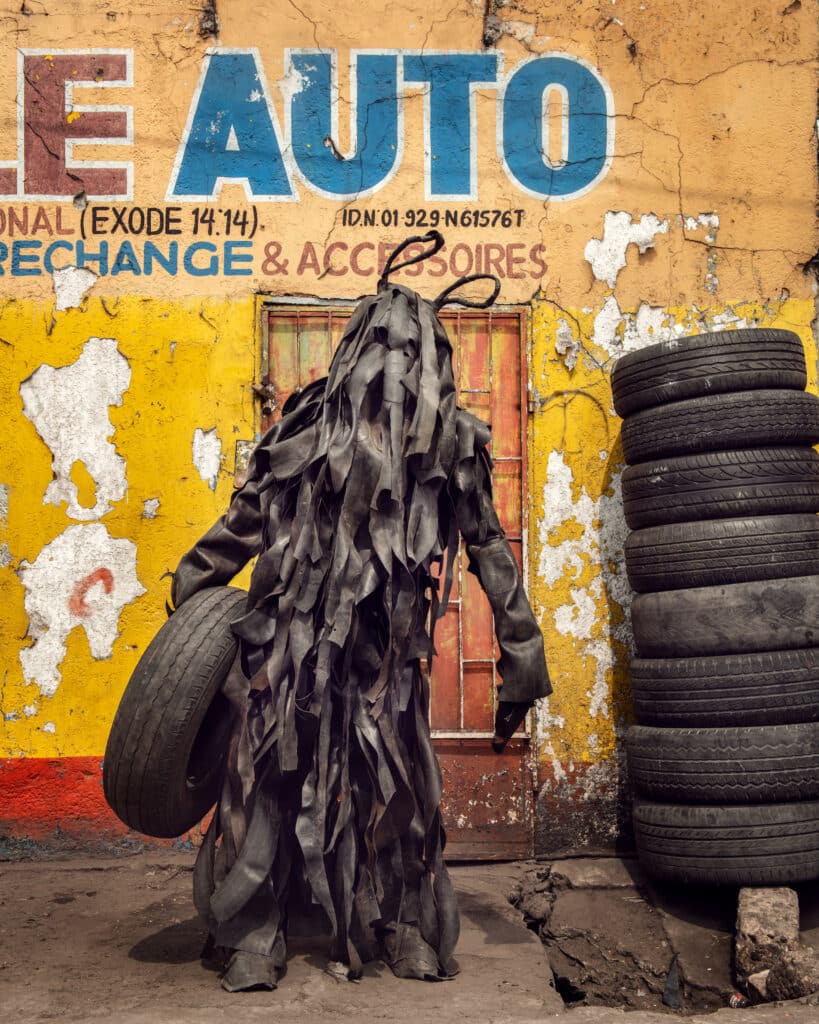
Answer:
4;852;819;1024
735;887;801;980
513;857;736;1013
0;854;563;1024
767;945;819;1002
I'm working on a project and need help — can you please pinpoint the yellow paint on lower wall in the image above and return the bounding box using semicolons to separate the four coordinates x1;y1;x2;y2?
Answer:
529;297;819;769
0;296;257;758
1;293;817;780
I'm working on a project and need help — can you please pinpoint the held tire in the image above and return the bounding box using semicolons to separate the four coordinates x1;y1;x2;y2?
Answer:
622;448;819;530
103;586;247;838
626;722;819;803
625;514;819;592
630;648;819;727
632;800;819;886
620;389;819;465
631;574;819;657
611;328;807;418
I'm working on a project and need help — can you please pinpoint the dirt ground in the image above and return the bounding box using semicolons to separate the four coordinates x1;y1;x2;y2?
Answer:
1;851;819;1024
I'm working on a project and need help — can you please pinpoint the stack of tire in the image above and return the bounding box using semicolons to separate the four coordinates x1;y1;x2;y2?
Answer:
612;328;819;886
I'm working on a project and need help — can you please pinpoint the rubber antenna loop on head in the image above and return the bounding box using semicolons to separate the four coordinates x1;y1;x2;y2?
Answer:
377;231;445;290
432;274;501;312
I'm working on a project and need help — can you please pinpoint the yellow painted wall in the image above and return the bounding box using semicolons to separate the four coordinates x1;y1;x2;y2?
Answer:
0;0;815;850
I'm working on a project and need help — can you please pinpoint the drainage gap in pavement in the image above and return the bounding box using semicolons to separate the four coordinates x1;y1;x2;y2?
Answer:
509;860;734;1015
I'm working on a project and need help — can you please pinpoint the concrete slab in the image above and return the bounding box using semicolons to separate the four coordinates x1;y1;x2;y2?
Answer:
549;857;642;889
0;854;563;1024
3;853;819;1023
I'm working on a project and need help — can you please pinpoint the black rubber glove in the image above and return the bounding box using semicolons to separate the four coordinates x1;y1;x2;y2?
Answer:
492;701;531;753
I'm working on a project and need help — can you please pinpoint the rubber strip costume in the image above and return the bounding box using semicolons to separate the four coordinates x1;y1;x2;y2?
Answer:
170;233;551;991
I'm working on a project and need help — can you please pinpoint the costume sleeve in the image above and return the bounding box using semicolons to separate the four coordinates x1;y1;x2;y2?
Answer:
170;473;264;609
450;419;551;705
170;379;329;610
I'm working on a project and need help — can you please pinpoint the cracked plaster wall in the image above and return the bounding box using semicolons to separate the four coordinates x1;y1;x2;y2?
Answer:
0;0;815;852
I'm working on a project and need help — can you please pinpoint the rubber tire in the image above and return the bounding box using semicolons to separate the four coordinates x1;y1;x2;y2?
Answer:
626;722;819;803
632;799;819;886
103;586;247;838
622;448;819;530
611;328;807;418
630;648;819;727
620;389;819;465
631;574;819;658
625;514;819;592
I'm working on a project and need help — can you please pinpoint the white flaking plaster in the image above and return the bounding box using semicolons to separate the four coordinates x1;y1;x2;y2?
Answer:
43;721;56;733
683;212;719;243
52;265;98;311
592;296;692;361
23;704;37;717
20;337;131;521
142;497;160;519
192;427;223;490
18;523;145;697
499;19;536;43
0;543;11;568
584;212;669;288
555;318;581;370
537;451;631;724
0;483;8;523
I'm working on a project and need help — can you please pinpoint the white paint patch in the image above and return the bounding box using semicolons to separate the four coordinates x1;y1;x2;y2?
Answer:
192;428;223;490
0;543;11;567
23;704;37;717
554;318;581;370
52;265;98;311
537;452;631;722
554;584;600;639
584;211;669;288
499;19;536;43
43;721;56;734
18;523;145;697
0;483;8;523
684;212;719;243
142;497;160;519
592;296;687;360
20;338;131;521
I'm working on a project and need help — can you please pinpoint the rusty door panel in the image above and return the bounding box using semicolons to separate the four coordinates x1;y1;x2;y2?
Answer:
264;306;533;858
436;738;534;860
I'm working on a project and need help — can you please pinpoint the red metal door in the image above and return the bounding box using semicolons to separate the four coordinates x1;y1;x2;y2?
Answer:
262;305;533;859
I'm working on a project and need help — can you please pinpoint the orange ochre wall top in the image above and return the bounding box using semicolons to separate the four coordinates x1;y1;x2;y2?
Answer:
0;0;816;851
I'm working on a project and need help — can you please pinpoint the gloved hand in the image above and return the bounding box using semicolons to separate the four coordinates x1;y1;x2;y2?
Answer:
492;701;531;753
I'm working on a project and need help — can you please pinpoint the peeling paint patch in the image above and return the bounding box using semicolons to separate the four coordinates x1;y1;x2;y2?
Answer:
142;497;160;519
52;265;98;311
683;212;719;243
20;338;131;521
0;483;8;523
537;452;631;720
555;318;581;370
592;296;682;359
18;523;145;697
584;212;669;287
23;704;37;717
192;427;222;490
499;19;536;43
0;543;11;567
42;721;55;734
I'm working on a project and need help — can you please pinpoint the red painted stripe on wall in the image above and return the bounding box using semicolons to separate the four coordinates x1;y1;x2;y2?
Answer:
0;757;155;845
0;757;210;849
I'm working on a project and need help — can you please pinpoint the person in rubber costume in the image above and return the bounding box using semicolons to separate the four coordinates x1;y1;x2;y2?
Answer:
170;233;551;991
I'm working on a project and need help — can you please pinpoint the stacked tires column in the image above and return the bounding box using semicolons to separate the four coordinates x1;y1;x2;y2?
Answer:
612;329;819;885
